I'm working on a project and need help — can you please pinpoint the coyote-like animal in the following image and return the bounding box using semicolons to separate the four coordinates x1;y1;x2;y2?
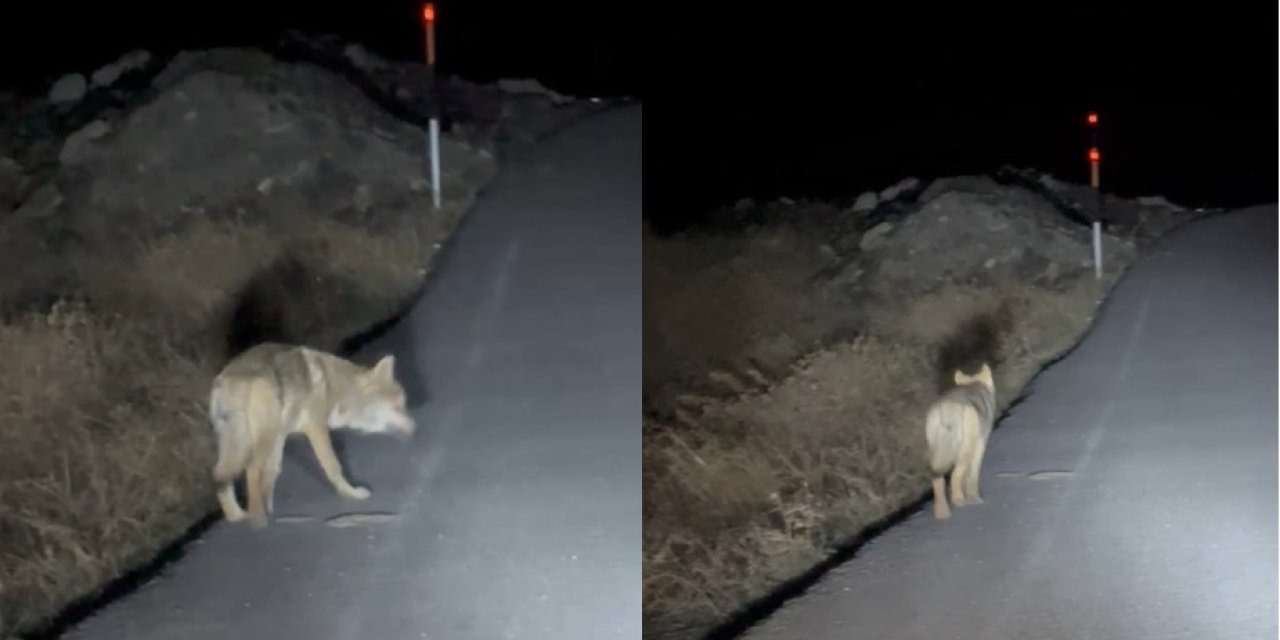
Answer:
924;362;996;520
209;342;416;528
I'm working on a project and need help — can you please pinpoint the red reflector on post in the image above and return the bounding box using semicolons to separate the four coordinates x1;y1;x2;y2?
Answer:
1087;112;1098;125
423;3;435;22
1088;148;1100;162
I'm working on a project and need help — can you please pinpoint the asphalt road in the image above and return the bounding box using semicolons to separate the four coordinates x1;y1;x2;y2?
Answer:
740;205;1278;639
64;105;642;640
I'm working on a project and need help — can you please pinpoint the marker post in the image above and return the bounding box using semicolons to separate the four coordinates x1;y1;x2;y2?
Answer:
422;3;442;209
1087;111;1102;279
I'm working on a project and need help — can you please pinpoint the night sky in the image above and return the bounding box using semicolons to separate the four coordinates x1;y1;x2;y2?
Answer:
0;2;638;97
644;6;1278;232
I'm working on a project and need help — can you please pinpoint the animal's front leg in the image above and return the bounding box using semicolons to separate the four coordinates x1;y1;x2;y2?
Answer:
963;436;988;505
303;421;371;500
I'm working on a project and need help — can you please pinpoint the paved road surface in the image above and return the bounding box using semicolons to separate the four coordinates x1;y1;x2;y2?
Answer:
740;205;1277;639
66;106;641;640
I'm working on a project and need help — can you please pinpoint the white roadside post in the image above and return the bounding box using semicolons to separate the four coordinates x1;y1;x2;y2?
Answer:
422;3;442;210
1087;111;1102;279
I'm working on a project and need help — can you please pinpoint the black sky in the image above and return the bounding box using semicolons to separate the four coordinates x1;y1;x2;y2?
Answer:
644;6;1278;231
0;2;639;97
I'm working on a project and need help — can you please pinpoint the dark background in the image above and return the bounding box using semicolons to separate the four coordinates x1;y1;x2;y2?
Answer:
0;1;640;97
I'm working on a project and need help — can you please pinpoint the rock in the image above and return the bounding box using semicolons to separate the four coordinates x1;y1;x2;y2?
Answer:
862;185;1137;293
918;175;1003;203
91;64;122;88
343;44;373;71
497;78;573;105
733;197;754;212
1035;173;1146;229
852;191;878;212
859;221;894;251
49;73;88;104
777;196;794;206
59;119;111;165
28;48;498;244
879;177;920;202
818;243;838;262
272;30;598;143
91;49;152;88
1137;195;1185;211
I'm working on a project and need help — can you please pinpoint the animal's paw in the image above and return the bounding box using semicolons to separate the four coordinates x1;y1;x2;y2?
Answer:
248;513;270;529
933;501;952;520
343;486;372;500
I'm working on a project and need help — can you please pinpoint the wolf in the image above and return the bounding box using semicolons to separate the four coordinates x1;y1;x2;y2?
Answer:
209;342;416;528
924;362;996;520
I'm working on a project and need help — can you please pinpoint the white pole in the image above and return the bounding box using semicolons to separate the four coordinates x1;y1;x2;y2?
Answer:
429;117;441;209
1092;220;1102;279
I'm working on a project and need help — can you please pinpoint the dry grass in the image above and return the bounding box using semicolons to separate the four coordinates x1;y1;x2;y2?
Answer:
0;302;215;634
642;223;1121;638
0;201;469;637
643;222;858;412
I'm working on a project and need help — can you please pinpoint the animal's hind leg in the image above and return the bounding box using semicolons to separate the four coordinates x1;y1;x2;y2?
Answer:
963;435;989;505
244;460;268;528
260;434;287;515
216;482;246;522
949;456;969;507
931;475;951;519
951;413;980;506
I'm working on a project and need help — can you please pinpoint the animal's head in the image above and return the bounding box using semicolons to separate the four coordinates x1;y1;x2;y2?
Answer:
954;362;994;392
329;354;416;440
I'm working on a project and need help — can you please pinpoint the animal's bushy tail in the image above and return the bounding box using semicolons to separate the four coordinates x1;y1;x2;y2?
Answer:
222;249;311;366
934;300;1015;393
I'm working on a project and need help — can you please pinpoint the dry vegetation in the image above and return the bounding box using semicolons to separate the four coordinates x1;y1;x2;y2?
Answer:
643;222;860;412
641;222;1121;638
0;204;467;636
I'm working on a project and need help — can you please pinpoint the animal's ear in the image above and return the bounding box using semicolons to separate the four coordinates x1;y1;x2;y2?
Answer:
953;369;968;385
371;354;396;381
